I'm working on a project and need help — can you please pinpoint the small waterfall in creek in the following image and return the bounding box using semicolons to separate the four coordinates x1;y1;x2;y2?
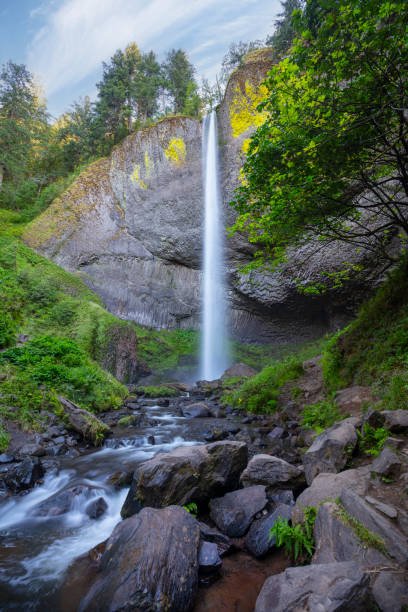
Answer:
200;111;229;380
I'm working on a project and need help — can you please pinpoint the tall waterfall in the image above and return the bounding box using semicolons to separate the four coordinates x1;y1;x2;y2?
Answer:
200;111;229;380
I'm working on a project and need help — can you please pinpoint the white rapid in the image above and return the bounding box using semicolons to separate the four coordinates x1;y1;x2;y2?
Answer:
200;111;229;380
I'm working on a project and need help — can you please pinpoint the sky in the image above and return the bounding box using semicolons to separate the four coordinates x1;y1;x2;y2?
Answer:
0;0;281;118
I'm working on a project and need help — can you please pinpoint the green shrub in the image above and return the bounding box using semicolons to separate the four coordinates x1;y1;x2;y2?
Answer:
224;356;304;414
136;385;179;398
270;506;317;563
301;399;342;433
357;424;389;457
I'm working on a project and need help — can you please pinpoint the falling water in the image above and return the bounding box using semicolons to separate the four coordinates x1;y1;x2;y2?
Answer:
200;111;229;380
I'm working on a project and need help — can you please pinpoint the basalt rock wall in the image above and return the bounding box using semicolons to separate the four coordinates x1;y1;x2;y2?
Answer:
24;50;385;343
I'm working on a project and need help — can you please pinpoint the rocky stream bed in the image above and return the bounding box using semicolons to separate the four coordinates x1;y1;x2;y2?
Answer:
0;375;407;611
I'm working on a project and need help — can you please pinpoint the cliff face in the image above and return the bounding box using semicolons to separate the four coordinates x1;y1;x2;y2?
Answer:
24;52;385;344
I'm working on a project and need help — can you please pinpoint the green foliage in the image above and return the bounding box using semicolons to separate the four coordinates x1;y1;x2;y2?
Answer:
231;0;408;273
266;0;303;57
225;356;303;413
322;258;408;402
301;399;342;433
0;336;125;411
0;425;10;452
135;327;198;374
183;502;198;516
163;49;197;115
270;506;317;562
136;385;179;398
357;424;389;457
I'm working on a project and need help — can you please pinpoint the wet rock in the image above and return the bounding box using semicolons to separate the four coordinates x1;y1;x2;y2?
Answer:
17;442;46;458
85;497;108;519
292;466;370;523
335;386;374;416
121;441;247;518
198;541;222;575
198;522;233;557
58;396;111;444
382;409;408;433
221;363;257;379
204;428;228;442
32;485;101;517
303;418;358;484
79;506;200;612
181;402;211;418
147;434;155;445
255;562;372;612
107;470;133;489
312;502;387;566
209;485;267;537
0;454;14;464
240;454;303;489
371;447;402;479
245;503;292;558
4;457;44;492
340;488;408;566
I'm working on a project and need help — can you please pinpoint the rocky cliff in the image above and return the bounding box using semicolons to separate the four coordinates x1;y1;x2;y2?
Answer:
24;50;386;344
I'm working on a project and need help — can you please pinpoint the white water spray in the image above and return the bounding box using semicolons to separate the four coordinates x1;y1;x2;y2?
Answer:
200;111;229;380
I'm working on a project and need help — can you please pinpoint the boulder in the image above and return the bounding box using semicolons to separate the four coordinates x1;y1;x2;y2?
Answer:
181;403;211;418
198;522;233;557
209;486;267;537
255;562;373;612
58;397;111;444
340;488;408;566
371;570;408;612
240;454;303;489
335;386;374;416
292;466;370;523
3;457;44;492
381;409;408;433
371;447;402;479
121;441;247;518
312;502;388;566
302;419;358;484
85;497;108;519
198;541;222;575
245;503;292;558
79;506;200;612
32;485;103;517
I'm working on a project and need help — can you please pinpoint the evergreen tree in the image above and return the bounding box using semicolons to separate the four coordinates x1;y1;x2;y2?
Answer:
266;0;304;57
163;49;197;114
133;51;163;121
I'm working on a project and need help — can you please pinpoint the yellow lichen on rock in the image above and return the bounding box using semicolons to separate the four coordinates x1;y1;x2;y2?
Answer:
130;164;147;190
164;138;186;166
229;81;268;140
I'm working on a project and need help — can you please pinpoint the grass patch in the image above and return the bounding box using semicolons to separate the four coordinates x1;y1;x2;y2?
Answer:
301;399;342;433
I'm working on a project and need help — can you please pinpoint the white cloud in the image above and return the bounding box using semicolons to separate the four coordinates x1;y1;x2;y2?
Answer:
26;0;280;113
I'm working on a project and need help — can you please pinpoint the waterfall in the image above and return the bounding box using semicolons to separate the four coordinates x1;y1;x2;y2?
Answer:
200;111;229;380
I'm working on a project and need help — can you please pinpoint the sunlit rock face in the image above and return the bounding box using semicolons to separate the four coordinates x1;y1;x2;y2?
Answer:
24;51;385;343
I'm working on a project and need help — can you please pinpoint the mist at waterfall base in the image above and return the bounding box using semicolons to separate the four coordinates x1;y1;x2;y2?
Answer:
200;111;230;381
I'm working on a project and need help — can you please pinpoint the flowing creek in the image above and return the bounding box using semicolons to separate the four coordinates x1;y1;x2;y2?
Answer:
0;402;204;610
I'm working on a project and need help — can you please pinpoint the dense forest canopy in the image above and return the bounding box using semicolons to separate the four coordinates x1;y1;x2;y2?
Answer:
232;0;408;280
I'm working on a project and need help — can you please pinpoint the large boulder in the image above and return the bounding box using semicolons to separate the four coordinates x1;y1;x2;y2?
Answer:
245;503;292;558
255;562;373;612
382;409;408;433
240;454;303;489
340;488;408;566
58;397;110;445
292;466;370;524
209;485;267;537
79;506;200;612
302;418;358;484
121;441;247;518
181;403;211;418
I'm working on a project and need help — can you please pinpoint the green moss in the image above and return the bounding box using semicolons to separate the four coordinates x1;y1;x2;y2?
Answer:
335;504;387;555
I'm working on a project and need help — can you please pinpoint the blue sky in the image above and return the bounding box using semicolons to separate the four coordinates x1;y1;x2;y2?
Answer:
0;0;281;118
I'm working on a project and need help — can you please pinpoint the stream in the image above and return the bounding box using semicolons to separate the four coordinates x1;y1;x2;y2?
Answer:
0;402;206;610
